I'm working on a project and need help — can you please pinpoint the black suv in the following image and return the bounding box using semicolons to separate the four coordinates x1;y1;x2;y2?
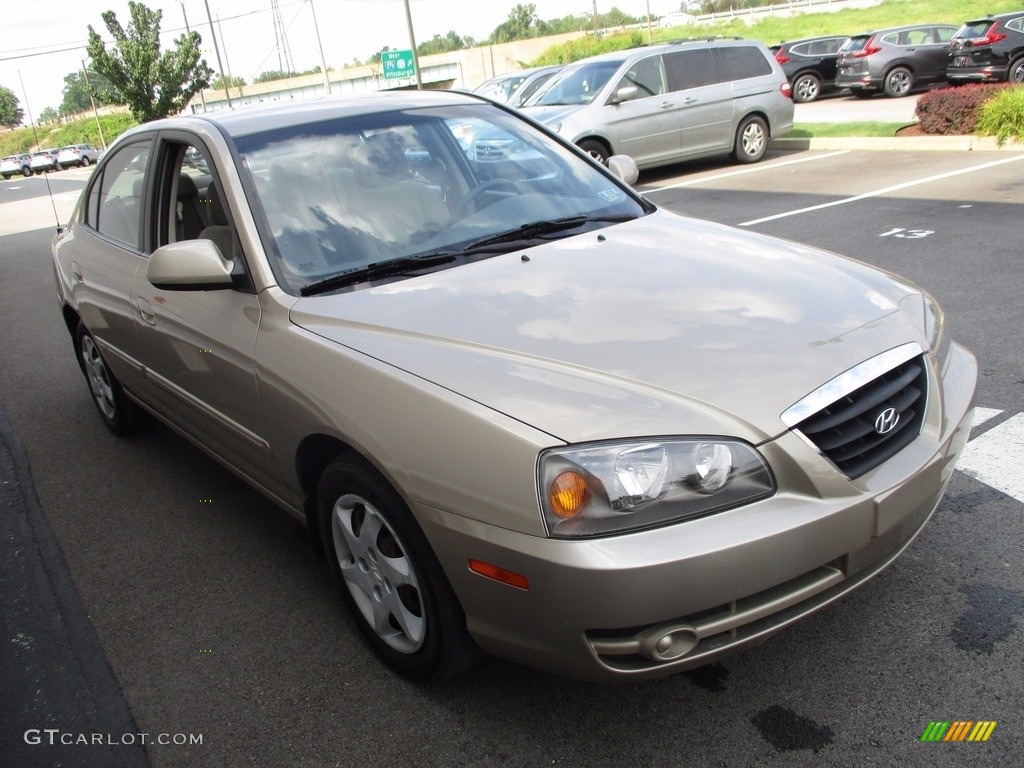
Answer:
771;35;849;102
948;12;1024;84
836;23;958;97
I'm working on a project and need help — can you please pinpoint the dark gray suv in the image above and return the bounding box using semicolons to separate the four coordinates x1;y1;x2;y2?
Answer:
836;23;958;97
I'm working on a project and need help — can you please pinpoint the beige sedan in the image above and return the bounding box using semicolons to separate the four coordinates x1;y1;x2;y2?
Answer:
52;91;976;683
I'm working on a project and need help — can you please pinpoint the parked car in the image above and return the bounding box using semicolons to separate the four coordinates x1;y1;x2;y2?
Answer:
947;12;1024;84
473;65;563;108
30;148;62;173
771;35;850;102
516;37;793;168
57;143;102;168
51;91;976;683
836;23;958;97
0;153;32;179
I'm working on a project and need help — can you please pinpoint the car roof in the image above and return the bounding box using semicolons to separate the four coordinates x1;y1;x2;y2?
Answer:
849;23;957;37
776;34;849;46
964;12;1023;24
119;90;497;139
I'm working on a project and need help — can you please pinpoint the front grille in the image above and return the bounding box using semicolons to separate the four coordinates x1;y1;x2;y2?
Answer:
794;355;927;479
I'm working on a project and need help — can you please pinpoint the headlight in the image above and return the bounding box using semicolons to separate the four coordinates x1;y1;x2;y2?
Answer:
538;438;775;538
899;291;950;368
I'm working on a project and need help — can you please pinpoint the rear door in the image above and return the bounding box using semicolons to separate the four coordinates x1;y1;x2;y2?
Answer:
663;48;733;158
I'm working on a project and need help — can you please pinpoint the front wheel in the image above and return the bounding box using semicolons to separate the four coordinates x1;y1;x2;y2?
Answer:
884;66;913;97
576;139;610;165
75;323;148;436
81;156;91;167
732;115;768;164
317;455;479;682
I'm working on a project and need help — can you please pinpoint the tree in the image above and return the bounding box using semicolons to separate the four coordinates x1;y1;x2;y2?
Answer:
417;31;474;56
211;74;246;90
0;85;24;128
60;70;120;115
39;106;61;124
86;1;213;122
490;4;549;43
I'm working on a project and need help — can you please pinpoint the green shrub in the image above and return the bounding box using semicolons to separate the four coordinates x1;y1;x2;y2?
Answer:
975;86;1024;145
532;31;643;66
915;84;1012;135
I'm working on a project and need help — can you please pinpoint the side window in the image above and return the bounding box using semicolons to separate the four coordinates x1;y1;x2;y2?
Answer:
1008;19;1024;34
883;32;901;46
85;141;151;249
719;46;773;81
792;43;811;56
934;27;956;43
907;29;934;45
616;55;667;100
664;49;719;92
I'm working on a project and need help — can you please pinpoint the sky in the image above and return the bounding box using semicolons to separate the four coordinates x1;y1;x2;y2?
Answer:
1;0;681;120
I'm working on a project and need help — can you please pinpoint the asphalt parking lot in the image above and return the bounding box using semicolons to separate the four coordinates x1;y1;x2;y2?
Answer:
1;144;1022;767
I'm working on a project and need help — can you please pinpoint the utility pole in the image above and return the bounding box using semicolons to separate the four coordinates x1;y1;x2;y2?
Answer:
179;1;207;112
308;0;332;95
80;61;107;149
402;0;423;89
202;0;232;108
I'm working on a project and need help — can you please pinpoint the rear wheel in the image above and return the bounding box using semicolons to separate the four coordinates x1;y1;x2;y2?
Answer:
1010;56;1024;84
75;323;148;436
81;156;91;167
732;115;768;164
792;73;822;103
884;66;913;97
317;455;479;682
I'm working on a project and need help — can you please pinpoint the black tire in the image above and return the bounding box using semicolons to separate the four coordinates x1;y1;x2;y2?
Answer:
22;167;32;177
731;115;768;164
792;73;822;103
317;455;479;682
884;66;913;97
75;323;149;436
577;138;610;165
81;156;91;167
1010;56;1024;84
1;174;9;181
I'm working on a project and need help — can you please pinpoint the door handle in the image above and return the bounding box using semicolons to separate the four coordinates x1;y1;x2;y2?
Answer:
136;298;156;326
659;101;673;109
682;97;698;105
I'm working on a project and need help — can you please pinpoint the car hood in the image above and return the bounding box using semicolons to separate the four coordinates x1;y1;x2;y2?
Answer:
290;211;928;445
520;104;584;127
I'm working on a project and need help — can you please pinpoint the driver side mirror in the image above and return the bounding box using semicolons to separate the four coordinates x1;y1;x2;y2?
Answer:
147;239;234;291
610;85;639;105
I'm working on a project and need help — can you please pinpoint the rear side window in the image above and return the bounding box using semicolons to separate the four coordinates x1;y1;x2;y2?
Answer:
934;26;956;43
808;38;843;55
1008;18;1024;33
719;46;774;80
84;141;151;249
841;36;871;53
664;49;719;91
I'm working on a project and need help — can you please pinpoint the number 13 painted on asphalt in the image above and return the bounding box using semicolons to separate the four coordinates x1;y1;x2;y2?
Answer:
879;228;934;239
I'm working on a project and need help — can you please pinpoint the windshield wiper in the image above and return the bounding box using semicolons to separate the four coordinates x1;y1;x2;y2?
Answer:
299;253;456;296
460;214;636;253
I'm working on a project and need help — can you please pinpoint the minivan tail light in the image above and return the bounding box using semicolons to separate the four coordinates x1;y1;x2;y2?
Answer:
853;37;881;57
780;81;792;99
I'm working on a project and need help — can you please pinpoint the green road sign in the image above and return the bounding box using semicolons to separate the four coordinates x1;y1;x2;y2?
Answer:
381;50;415;80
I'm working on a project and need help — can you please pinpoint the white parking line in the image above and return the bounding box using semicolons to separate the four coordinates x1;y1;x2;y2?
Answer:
958;414;1024;505
972;407;1004;429
644;150;850;193
740;154;1024;226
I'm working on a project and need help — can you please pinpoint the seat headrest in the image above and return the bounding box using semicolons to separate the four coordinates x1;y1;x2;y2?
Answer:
177;173;199;198
352;132;409;188
205;179;228;226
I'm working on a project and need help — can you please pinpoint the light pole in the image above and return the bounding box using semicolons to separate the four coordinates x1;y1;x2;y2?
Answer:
80;61;107;149
202;0;232;108
308;0;332;95
401;0;423;89
179;1;207;112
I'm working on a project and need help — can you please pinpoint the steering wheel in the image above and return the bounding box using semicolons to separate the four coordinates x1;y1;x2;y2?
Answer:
454;178;526;219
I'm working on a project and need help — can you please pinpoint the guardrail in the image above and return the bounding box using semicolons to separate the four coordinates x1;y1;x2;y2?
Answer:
664;0;881;27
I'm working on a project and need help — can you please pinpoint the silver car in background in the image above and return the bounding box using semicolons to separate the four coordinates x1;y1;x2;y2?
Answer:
516;38;794;167
52;91;975;684
473;65;563;108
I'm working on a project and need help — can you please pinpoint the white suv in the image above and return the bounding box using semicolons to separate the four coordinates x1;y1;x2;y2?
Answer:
58;144;102;168
1;153;32;179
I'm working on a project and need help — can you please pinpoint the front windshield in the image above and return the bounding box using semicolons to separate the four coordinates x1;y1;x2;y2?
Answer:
524;60;623;107
234;103;646;294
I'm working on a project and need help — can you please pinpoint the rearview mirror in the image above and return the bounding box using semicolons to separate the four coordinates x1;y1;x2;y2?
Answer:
147;239;234;291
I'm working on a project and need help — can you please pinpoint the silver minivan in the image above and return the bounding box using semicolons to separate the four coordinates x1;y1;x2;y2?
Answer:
511;39;794;168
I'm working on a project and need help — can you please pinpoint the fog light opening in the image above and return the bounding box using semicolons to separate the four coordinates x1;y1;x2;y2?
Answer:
641;625;700;661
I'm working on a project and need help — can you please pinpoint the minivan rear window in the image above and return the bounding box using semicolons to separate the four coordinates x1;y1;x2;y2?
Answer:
720;46;773;80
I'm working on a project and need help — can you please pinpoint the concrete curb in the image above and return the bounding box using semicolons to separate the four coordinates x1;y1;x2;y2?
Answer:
771;135;1024;152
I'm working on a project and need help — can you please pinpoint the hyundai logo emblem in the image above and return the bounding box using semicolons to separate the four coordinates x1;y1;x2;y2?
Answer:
874;407;900;435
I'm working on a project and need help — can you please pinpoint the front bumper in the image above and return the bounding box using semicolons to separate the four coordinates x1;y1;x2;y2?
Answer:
417;343;977;682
